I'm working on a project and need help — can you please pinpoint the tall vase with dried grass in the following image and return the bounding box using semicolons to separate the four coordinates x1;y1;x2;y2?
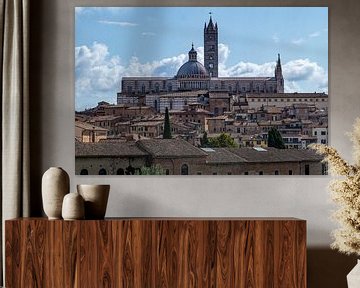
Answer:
310;118;360;287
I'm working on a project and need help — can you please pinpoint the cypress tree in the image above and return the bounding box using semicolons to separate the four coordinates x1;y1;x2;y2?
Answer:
201;131;210;147
163;107;172;139
268;127;285;149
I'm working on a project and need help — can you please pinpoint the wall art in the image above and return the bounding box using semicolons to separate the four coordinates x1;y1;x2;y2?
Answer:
75;7;328;175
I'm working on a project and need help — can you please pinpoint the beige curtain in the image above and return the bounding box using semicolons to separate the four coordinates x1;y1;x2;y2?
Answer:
0;0;30;285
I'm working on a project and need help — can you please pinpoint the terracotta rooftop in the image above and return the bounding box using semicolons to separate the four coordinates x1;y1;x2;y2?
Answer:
137;139;207;158
75;141;148;157
75;121;108;131
204;148;246;164
227;147;323;163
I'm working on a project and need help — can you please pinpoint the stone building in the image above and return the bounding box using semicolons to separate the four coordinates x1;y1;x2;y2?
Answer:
246;92;328;110
76;139;324;175
75;141;149;175
118;16;284;107
75;121;108;143
170;105;212;132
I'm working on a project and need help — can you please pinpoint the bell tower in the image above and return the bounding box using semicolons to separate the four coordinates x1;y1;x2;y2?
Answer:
275;53;284;93
204;13;218;77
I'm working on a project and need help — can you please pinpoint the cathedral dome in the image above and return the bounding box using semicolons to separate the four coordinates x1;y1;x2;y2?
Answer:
177;61;209;78
176;44;209;78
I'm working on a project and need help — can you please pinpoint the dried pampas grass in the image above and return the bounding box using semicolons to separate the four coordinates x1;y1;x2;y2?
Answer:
310;118;360;256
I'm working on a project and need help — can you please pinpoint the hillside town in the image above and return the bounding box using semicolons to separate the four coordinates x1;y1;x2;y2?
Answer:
75;16;327;175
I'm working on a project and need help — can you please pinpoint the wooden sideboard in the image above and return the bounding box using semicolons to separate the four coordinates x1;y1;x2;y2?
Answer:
5;218;306;287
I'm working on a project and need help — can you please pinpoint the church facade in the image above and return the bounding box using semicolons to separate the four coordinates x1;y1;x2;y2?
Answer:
118;16;284;107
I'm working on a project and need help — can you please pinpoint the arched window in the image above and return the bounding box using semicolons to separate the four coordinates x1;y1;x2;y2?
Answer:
181;164;189;175
126;165;135;175
80;169;88;175
99;168;107;175
117;168;125;175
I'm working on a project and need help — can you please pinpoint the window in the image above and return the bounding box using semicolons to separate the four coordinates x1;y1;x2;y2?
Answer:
288;170;293;175
99;168;107;175
305;164;310;175
259;171;263;175
181;164;189;175
117;168;125;175
80;169;88;175
213;172;217;175
227;172;232;175
314;131;317;136
244;172;249;175
166;169;170;175
155;83;160;93
321;131;326;135
197;172;202;175
274;170;279;175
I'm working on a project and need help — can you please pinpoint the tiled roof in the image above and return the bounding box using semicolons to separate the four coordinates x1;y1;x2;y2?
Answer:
75;121;108;131
227;147;323;163
137;139;207;158
246;92;328;98
204;148;246;164
76;141;148;157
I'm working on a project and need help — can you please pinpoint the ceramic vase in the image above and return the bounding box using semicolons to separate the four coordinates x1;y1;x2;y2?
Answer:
42;167;70;219
347;259;360;288
77;184;110;219
62;192;85;220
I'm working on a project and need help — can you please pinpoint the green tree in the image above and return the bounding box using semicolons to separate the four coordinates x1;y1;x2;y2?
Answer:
268;127;285;149
200;131;210;147
136;164;166;175
208;133;238;148
163;107;172;139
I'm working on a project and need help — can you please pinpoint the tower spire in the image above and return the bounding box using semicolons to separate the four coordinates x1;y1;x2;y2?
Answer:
204;13;218;77
275;53;284;93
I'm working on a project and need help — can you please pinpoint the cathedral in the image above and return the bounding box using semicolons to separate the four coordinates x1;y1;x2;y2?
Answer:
118;15;284;108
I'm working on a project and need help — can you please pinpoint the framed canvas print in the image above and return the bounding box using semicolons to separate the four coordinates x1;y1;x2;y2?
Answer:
75;7;328;175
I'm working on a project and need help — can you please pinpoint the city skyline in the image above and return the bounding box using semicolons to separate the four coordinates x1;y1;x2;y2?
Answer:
75;7;328;111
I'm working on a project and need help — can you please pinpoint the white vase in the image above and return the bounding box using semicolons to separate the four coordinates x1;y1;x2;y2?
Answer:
77;184;110;219
42;167;70;219
347;259;360;288
62;192;85;220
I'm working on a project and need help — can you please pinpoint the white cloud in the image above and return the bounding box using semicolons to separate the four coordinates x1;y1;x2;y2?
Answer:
75;7;130;15
309;31;320;38
98;20;138;27
141;32;156;37
75;42;328;110
75;42;124;110
292;38;305;45
283;58;328;92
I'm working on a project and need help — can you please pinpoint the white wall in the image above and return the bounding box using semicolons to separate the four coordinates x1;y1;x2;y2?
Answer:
33;0;360;248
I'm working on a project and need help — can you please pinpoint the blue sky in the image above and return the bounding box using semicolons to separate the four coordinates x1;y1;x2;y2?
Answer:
75;7;328;111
